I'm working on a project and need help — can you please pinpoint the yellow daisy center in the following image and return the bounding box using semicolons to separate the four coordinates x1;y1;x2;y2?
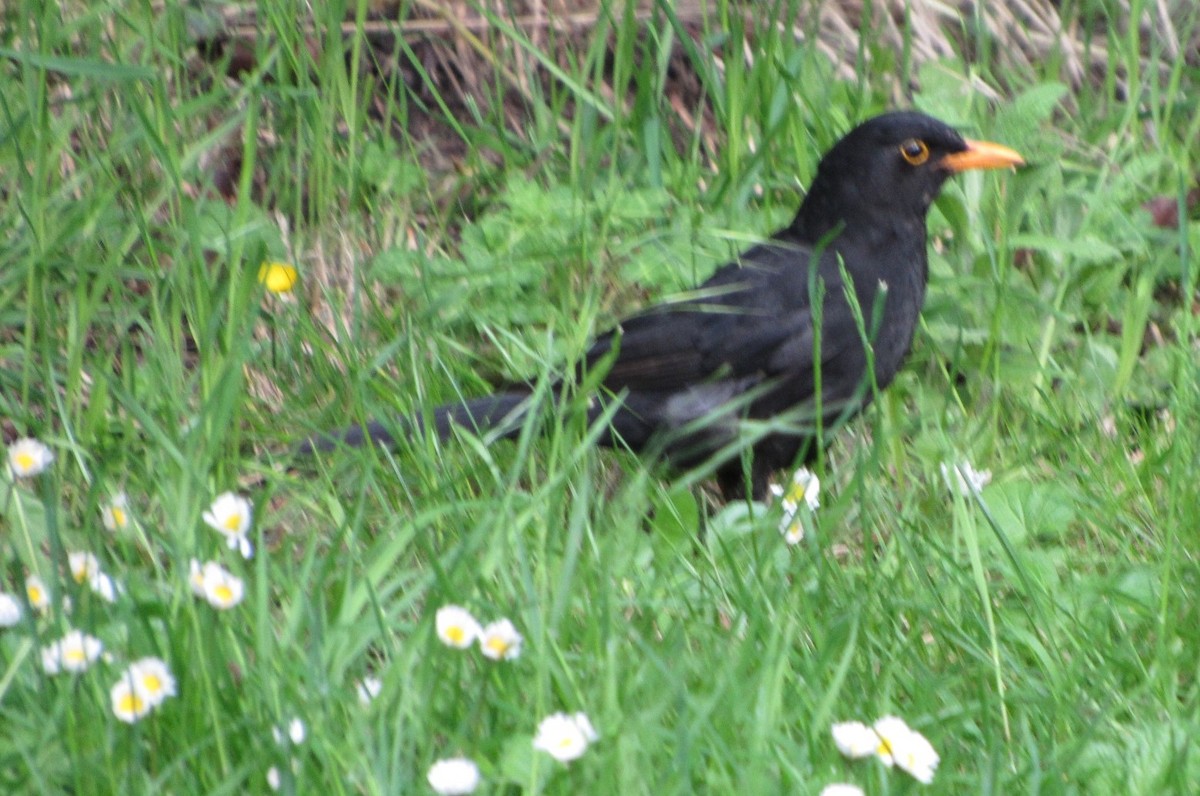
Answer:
27;585;43;603
213;584;234;603
446;626;465;644
142;673;162;693
110;506;127;527
486;637;509;655
222;514;242;532
15;452;34;471
65;647;86;664
118;691;146;715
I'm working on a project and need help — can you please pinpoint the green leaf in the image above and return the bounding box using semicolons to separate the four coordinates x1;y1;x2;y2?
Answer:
649;485;700;542
984;481;1078;548
1008;233;1123;265
0;47;155;80
1007;82;1069;123
498;733;541;786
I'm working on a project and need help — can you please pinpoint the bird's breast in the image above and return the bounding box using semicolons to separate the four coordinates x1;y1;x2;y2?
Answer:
841;233;928;389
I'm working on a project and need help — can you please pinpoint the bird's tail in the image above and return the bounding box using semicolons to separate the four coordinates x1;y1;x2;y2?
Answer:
298;392;534;454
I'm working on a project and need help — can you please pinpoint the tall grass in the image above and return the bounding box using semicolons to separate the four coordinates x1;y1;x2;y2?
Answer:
1;0;1198;793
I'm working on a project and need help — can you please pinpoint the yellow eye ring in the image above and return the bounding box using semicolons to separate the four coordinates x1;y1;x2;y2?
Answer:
899;139;929;165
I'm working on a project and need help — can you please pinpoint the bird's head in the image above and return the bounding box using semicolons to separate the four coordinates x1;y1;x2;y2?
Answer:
797;111;1024;239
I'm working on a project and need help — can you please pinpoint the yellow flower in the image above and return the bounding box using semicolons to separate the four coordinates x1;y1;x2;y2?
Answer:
259;261;299;294
7;437;54;478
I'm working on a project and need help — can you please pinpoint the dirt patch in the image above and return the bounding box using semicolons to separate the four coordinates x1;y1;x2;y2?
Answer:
194;1;1198;176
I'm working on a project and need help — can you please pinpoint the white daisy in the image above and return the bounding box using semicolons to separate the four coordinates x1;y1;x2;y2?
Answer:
479;618;523;661
202;492;254;559
819;785;866;796
188;559;207;596
426;757;481;795
831;720;880;759
0;592;22;627
272;717;306;746
435;605;482;649
127;657;177;706
772;467;820;511
873;715;939;784
941;460;992;496
101;492;131;531
533;711;598;763
356;676;382;706
7;437;54;477
770;467;820;543
25;575;51;612
288;717;306;744
195;561;244;610
42;629;103;674
88;572;120;603
68;552;101;584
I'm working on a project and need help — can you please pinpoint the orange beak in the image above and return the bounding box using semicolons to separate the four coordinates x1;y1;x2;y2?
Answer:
941;139;1025;172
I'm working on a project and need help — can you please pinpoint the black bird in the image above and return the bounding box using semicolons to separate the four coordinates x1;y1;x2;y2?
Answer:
304;111;1023;499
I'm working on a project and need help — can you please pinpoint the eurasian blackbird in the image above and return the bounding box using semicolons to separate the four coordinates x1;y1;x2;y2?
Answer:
304;111;1023;499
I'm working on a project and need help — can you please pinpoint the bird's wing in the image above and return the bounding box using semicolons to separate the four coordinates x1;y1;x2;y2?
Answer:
587;308;811;392
585;239;861;394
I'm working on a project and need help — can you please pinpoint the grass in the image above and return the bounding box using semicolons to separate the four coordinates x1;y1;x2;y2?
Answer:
2;0;1199;793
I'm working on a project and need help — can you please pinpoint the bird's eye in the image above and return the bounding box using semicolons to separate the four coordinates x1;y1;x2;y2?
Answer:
899;139;929;166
